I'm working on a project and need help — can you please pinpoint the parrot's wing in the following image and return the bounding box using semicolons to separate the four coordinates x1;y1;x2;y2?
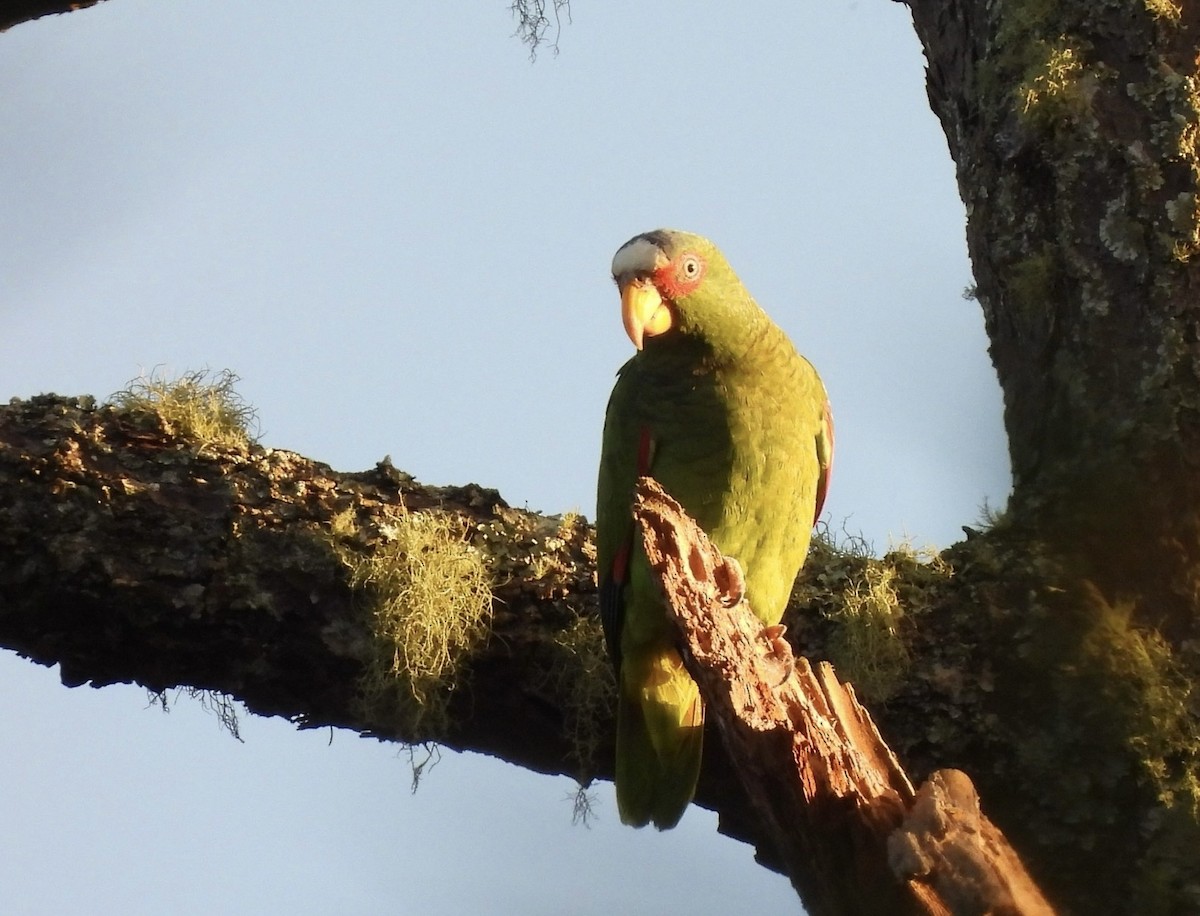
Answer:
813;393;834;525
596;359;643;670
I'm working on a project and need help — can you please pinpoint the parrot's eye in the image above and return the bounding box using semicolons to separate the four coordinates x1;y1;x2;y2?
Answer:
679;254;703;280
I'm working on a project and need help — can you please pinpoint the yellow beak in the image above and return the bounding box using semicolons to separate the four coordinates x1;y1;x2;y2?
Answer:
620;279;672;350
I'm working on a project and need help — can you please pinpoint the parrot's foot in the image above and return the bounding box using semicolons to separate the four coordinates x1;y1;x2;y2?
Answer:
760;624;794;686
714;555;745;607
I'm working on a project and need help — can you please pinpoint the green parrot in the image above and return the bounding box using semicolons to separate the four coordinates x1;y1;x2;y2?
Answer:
596;229;833;829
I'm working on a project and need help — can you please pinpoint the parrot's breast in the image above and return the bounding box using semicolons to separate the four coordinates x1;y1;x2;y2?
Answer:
643;335;824;625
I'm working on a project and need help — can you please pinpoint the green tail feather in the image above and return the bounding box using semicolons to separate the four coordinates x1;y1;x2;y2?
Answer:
615;654;704;830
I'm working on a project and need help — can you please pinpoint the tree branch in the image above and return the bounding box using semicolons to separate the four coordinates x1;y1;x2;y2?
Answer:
0;394;595;761
634;477;1054;916
2;394;1195;913
0;394;777;860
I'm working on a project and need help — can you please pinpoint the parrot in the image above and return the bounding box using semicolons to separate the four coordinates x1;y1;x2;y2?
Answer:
596;228;833;829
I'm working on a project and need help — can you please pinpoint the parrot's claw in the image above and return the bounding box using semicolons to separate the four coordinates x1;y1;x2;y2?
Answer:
760;624;794;686
715;555;746;607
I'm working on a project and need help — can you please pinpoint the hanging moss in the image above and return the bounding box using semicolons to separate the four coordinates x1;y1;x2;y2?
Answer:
334;507;493;737
536;613;616;776
825;561;910;702
1063;587;1200;815
475;506;615;775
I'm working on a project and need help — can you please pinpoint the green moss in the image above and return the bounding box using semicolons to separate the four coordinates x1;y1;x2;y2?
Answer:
1068;587;1200;813
1018;39;1087;123
1145;0;1182;23
974;497;1011;532
986;570;1200;903
977;0;1067;110
827;561;910;702
802;532;954;703
1043;586;1200;908
537;613;616;776
800;520;1200;909
475;506;590;594
476;506;614;774
335;508;493;737
328;507;361;541
1008;248;1059;315
108;368;258;450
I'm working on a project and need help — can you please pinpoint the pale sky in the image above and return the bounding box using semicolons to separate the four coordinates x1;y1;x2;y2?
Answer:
0;2;1009;913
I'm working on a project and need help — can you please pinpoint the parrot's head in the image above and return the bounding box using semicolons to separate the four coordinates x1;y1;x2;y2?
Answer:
610;229;758;355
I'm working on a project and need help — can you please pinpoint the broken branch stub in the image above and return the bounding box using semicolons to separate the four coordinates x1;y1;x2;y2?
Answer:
632;476;1054;916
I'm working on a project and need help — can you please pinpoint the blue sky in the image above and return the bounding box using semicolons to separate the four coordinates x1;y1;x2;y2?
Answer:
0;2;1010;913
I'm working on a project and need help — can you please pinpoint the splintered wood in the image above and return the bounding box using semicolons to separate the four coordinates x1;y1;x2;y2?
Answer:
633;477;1054;916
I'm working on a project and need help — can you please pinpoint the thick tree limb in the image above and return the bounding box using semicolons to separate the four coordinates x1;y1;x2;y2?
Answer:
2;391;1054;915
0;395;783;862
634;477;1054;916
2;395;1197;913
0;393;605;766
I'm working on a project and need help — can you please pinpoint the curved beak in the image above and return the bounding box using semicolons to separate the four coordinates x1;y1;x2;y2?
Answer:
620;279;672;350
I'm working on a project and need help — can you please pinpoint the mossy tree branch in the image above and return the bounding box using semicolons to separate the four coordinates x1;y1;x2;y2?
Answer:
0;393;774;860
0;394;599;766
3;394;1198;914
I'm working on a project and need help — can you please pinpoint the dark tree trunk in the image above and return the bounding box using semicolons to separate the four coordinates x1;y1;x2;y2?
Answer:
901;1;1200;911
908;0;1200;633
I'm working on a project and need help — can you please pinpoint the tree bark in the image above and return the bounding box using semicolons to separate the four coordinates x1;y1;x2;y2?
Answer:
0;393;601;767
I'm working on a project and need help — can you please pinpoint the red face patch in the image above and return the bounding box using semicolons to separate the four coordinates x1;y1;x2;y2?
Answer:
652;251;706;300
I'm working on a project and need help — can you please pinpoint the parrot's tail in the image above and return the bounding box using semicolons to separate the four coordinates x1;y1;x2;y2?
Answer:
615;644;704;830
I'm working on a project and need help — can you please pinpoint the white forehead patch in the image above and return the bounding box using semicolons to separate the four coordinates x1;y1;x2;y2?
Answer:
611;237;668;278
